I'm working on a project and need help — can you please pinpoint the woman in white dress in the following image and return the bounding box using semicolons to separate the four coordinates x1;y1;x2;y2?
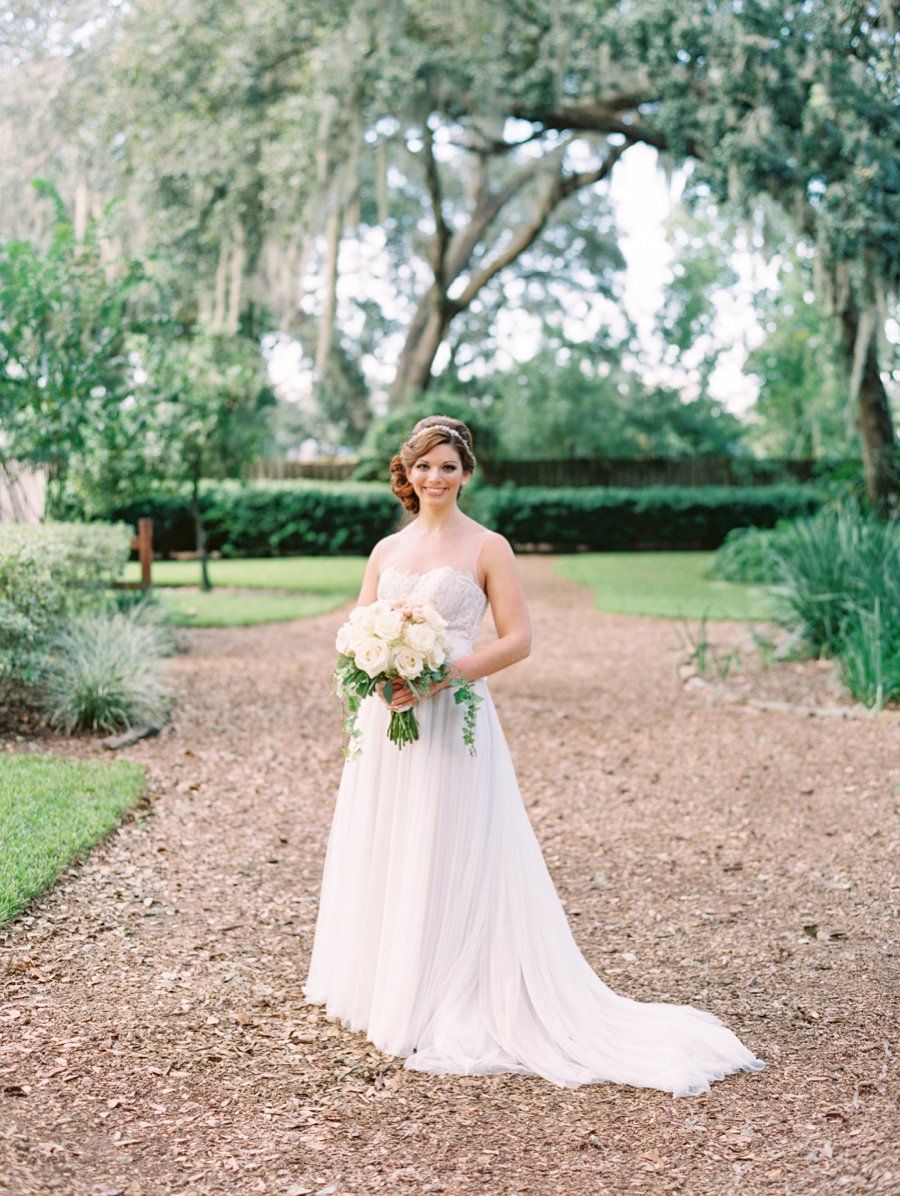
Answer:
304;415;765;1096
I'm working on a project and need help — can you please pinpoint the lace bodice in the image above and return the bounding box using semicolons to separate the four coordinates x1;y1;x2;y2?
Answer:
378;564;488;657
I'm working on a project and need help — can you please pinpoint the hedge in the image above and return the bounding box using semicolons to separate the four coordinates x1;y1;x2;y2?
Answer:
88;481;825;557
102;481;400;557
467;485;825;551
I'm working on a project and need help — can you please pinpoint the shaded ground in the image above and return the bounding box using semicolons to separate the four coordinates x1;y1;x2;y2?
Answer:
1;557;898;1196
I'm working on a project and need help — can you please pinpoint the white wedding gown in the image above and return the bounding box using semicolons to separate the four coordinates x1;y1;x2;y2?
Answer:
304;564;765;1095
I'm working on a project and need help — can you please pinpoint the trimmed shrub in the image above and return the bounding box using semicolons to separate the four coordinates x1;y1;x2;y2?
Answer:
204;480;399;556
467;485;824;551
0;521;133;692
90;480;400;557
38;605;173;733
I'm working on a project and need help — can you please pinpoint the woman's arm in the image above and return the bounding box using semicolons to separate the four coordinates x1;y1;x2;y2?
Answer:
439;532;531;686
356;537;390;606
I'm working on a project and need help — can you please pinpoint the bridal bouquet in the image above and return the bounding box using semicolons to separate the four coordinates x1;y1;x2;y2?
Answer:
333;598;482;756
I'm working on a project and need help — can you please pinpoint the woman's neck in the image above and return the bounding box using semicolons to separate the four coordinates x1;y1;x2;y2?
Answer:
413;506;467;534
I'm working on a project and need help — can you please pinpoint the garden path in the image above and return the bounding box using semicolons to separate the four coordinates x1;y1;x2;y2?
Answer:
1;557;898;1196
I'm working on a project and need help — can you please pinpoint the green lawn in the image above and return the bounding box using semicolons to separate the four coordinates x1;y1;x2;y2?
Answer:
124;556;367;591
127;551;770;626
554;552;776;621
122;556;366;627
157;588;352;627
0;753;147;923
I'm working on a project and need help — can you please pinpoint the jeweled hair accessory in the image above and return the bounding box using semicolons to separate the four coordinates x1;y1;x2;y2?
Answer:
408;424;467;449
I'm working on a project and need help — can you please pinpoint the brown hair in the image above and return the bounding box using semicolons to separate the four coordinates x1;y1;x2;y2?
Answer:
389;415;477;513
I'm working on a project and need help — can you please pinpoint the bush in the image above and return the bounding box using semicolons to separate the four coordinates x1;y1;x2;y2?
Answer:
38;604;173;733
0;521;133;692
714;503;900;708
467;485;824;551
709;526;783;584
766;505;900;705
85;480;400;557
204;480;399;556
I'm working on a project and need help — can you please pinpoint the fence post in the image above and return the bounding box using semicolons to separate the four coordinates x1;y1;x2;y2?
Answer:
137;518;153;590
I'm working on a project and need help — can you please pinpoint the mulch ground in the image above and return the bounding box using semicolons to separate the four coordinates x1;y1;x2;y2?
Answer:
1;557;898;1196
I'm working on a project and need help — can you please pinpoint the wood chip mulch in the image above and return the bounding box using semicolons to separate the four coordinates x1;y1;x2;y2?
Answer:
1;557;897;1196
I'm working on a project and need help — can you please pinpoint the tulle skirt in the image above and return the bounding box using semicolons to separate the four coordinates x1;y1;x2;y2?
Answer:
303;682;765;1095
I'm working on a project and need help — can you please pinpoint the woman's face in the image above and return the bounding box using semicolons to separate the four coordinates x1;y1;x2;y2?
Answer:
408;444;470;509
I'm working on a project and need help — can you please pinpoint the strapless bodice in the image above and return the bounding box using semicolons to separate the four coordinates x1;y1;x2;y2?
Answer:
377;564;488;657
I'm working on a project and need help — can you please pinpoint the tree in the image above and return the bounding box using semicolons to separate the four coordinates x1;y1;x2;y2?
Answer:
0;181;156;501
133;332;276;590
473;350;745;460
611;0;899;508
746;249;852;459
654;201;740;403
7;1;897;505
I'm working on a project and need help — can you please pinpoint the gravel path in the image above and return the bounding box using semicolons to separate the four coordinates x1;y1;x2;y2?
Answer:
1;557;898;1196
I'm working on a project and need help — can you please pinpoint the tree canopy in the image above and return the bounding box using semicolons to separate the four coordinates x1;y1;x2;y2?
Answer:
1;0;897;504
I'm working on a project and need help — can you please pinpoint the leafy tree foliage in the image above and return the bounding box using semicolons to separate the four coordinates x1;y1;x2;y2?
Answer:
0;182;156;492
746;250;851;459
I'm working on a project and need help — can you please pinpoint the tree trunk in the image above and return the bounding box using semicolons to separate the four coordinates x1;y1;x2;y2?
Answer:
315;201;343;378
226;222;246;335
190;476;212;592
840;299;899;514
387;140;627;406
389;288;451;405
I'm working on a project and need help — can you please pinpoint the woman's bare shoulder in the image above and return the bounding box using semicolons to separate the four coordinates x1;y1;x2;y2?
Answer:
371;530;407;560
478;528;515;560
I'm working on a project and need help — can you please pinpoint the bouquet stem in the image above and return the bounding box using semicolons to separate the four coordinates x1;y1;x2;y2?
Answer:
388;707;420;748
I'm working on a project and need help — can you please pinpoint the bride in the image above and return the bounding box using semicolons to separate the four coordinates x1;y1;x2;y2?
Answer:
304;415;765;1096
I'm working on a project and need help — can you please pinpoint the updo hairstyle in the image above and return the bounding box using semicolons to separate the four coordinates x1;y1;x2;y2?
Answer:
389;415;477;513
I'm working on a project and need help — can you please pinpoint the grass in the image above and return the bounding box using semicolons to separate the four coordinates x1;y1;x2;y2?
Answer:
0;753;146;923
123;556;367;591
554;552;776;621
123;552;772;626
157;589;352;627
122;557;366;627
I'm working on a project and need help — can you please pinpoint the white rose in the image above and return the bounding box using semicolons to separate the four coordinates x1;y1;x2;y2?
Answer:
349;603;377;633
426;641;447;669
419;603;447;631
393;645;425;679
355;637;391;678
372;605;404;642
404;621;436;653
335;622;355;656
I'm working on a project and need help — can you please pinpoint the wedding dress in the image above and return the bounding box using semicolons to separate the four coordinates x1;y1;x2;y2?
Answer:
303;563;765;1095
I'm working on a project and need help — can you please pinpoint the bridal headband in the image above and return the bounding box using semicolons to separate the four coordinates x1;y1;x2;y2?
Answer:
409;424;469;449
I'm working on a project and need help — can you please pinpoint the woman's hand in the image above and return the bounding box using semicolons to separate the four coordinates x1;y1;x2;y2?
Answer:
377;679;417;711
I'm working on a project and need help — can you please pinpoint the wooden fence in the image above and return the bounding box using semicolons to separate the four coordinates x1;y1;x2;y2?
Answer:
246;456;831;488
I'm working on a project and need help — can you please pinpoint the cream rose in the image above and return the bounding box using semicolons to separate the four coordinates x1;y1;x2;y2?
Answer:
419;603;447;631
372;605;404;642
426;641;447;669
355;637;391;678
404;621;437;653
349;603;377;632
393;645;425;679
335;622;355;656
